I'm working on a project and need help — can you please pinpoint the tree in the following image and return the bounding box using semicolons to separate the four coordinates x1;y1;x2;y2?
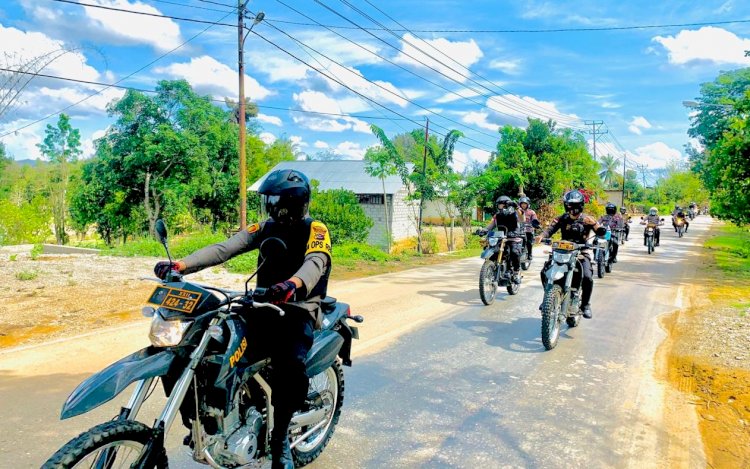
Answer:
309;187;373;243
307;149;344;161
37;113;81;244
364;146;397;251
598;154;619;188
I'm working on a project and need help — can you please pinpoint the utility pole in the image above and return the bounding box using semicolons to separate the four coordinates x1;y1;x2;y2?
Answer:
416;118;429;254
237;3;263;230
636;163;649;188
584;120;607;161
620;152;627;208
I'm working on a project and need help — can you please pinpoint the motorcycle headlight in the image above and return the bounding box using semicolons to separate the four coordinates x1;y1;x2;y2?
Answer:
488;237;499;246
149;314;191;347
553;252;573;263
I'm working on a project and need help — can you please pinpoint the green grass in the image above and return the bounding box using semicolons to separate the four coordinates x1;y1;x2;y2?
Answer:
30;244;43;260
9;254;17;261
16;270;38;281
704;224;750;280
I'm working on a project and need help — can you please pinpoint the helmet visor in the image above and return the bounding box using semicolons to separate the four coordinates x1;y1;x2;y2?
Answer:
261;194;307;224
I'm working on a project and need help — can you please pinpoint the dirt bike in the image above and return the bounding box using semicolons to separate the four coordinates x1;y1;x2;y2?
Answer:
641;218;664;254
538;237;594;350
476;226;526;305
674;216;686;238
688;208;696;220
593;227;612;278
42;220;363;469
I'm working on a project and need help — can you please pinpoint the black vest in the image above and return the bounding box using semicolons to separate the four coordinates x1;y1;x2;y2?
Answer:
256;217;330;300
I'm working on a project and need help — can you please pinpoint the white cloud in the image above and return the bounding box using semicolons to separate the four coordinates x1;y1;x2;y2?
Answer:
256;114;282;126
653;27;750;66
462;111;500;131
82;0;182;51
333;141;366;159
314;140;329;149
468;148;492;163
488;59;521;75
259;132;276;144
80;128;108;159
295;30;383;66
252;55;309;83
0;120;45;160
290;135;308;148
601;101;621;109
7;86;125;121
394;33;484;83
155;56;272;100
0;24;100;81
485;94;580;125
435;88;482;104
628;116;652;135
291;90;371;133
628;142;683;168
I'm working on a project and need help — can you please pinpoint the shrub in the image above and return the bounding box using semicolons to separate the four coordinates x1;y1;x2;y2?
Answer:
16;270;38;281
334;243;391;262
420;231;439;255
30;244;43;260
310;188;373;244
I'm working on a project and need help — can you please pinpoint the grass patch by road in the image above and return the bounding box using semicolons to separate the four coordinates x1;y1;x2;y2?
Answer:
100;231;482;280
704;224;750;280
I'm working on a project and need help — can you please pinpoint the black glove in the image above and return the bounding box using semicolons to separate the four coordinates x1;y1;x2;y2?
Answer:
595;226;607;236
268;280;297;304
154;261;181;280
474;228;487;236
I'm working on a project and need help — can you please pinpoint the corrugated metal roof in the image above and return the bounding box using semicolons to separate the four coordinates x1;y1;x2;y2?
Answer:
249;160;412;195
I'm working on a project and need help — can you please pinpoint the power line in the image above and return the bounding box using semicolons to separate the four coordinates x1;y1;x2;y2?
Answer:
149;0;233;13
247;28;496;155
0;6;236;139
357;0;586;127
196;0;235;7
254;18;501;146
48;0;236;28
260;17;750;34
0;66;421;121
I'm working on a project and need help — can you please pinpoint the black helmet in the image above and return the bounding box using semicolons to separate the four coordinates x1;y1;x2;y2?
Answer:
496;195;512;206
605;202;616;215
258;169;311;224
519;196;531;208
620;207;626;214
563;190;585;215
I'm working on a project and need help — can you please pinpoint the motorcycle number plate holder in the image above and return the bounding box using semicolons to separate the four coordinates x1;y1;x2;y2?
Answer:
148;286;203;314
553;240;575;251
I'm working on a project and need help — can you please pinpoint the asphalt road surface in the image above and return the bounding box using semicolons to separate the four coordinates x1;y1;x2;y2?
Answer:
0;217;712;468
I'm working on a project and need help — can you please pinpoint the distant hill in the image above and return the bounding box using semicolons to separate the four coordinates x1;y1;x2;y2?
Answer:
13;159;42;167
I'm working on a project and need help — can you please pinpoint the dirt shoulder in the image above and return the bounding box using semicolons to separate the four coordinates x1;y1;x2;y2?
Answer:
0;245;478;350
659;223;750;468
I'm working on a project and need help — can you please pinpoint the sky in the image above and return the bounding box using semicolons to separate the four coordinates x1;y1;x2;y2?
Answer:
1;0;750;175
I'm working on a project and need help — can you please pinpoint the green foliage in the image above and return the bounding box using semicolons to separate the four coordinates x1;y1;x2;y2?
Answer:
30;244;43;260
688;69;750;225
419;230;439;254
704;224;750;280
9;254;17;261
309;187;373;243
15;270;38;281
225;251;259;274
105;229;225;258
0;197;51;245
334;243;391;262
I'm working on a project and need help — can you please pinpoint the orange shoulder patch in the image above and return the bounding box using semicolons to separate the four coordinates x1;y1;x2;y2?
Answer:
247;223;260;234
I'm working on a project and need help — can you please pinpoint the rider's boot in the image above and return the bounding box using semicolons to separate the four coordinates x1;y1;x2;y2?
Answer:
582;304;593;319
271;433;294;469
512;270;522;284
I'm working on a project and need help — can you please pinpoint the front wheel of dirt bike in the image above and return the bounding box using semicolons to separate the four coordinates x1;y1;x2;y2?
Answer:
541;285;563;350
41;420;167;469
597;251;605;278
292;361;344;467
678;226;684;238
647;237;653;254
479;260;498;305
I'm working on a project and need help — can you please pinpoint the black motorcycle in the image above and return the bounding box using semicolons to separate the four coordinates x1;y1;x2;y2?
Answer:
538;238;593;350
476;226;528;304
593;227;612;278
641;217;664;254
43;220;363;469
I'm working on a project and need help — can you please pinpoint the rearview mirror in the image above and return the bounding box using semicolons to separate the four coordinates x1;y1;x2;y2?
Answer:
259;237;288;262
531;219;541;229
155;219;168;244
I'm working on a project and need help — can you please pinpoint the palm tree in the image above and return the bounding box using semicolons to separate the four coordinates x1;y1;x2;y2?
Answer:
599;154;619;188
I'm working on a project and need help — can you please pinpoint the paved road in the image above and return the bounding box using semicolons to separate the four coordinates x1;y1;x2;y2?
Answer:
0;217;712;468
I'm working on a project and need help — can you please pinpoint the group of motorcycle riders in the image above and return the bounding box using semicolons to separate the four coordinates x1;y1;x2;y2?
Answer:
146;169;697;469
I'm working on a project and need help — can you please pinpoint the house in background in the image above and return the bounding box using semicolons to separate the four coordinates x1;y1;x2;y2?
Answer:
249;161;418;247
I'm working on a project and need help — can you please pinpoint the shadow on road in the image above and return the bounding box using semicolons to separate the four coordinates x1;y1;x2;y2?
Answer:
453;317;577;354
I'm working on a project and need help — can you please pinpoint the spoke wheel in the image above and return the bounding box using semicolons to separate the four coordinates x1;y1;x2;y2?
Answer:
541;285;563;350
479;260;498;305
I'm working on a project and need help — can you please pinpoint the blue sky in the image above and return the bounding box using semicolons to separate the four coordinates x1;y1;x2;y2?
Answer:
2;0;750;173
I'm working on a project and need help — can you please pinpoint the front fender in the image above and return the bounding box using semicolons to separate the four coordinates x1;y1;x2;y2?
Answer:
545;263;569;288
61;347;178;420
480;246;498;260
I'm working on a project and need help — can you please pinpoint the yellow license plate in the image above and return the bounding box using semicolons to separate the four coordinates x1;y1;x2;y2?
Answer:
148;286;202;314
553;240;575;251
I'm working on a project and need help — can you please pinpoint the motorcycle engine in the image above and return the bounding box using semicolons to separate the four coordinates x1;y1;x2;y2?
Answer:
206;406;264;467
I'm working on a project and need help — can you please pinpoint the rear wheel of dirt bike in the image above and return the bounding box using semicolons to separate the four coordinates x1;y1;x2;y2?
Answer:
521;247;531;271
541;285;563;350
41;420;167;469
479;260;498;305
292;361;344;467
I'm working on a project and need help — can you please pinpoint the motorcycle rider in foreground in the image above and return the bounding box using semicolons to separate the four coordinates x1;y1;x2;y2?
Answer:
153;169;329;469
535;190;606;319
480;195;525;284
519;196;539;260
598;202;623;263
642;207;662;246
